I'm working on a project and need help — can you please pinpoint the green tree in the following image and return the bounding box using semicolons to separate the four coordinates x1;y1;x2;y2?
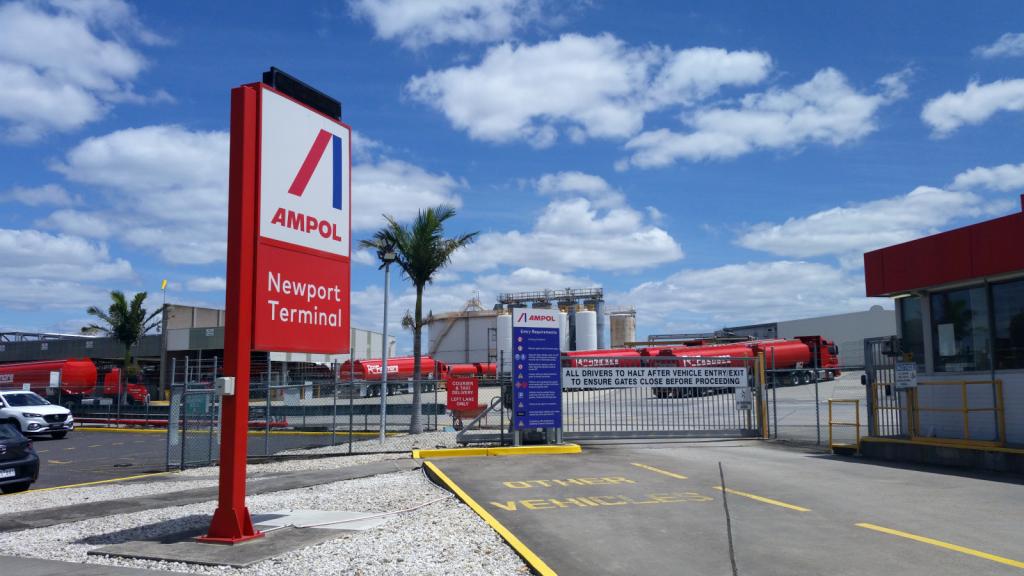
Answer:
361;205;478;434
82;290;164;376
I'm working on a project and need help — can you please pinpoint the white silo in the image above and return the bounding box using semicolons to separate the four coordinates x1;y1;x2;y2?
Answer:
575;310;598;351
496;314;513;374
558;311;569;352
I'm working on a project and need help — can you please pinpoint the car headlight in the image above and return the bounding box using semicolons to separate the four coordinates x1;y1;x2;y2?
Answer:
22;412;43;418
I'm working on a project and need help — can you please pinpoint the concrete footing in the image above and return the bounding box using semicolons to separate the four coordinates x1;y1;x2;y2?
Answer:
860;438;1024;474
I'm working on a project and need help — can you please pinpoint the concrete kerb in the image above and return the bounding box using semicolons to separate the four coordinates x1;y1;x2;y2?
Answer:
411;444;582;459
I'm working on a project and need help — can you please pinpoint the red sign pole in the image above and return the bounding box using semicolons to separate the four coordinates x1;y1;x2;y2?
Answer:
200;84;262;543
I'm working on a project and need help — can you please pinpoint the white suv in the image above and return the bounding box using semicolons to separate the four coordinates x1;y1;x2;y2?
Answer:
0;391;74;439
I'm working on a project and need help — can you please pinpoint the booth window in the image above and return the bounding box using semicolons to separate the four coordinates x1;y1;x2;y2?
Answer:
898;296;926;369
930;286;991;372
992;278;1024;370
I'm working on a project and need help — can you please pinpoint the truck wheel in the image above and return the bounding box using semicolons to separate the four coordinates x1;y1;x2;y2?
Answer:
789;373;801;387
799;372;811;386
51;431;68;439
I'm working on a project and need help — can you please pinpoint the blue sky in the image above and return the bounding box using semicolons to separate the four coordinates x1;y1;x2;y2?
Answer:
2;0;1024;352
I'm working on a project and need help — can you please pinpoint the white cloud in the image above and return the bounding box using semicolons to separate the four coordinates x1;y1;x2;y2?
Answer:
623;68;906;168
349;0;542;49
354;158;464;230
476;267;595;293
622;261;887;330
0;0;159;141
36;209;112;238
186;276;226;292
951;161;1024;192
0;228;133;309
737;186;988;260
974;32;1024;59
0;184;77;206
352;249;377;266
407;34;771;147
922;79;1024;136
53;125;230;264
535;171;623;207
453;197;683;272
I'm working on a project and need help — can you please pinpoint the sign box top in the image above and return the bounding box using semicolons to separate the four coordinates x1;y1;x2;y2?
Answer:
512;307;560;329
259;86;351;258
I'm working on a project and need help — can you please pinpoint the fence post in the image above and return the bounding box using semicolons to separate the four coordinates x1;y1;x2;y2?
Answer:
814;342;821;445
332;364;338;447
264;365;271;457
348;353;354;454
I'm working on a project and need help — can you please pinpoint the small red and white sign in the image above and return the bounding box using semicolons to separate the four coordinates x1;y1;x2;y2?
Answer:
446;378;479;411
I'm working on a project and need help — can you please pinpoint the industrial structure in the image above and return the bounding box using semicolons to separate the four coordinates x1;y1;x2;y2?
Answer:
861;195;1024;471
426;288;619;368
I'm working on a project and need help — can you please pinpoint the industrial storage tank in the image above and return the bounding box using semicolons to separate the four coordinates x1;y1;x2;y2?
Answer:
610;315;636;348
496;314;513;374
558;311;569;352
575;310;598;351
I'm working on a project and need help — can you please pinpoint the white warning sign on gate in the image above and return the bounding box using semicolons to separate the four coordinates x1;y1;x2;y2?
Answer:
561;367;748;389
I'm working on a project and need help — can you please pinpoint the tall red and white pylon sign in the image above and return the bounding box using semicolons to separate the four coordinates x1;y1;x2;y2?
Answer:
202;78;351;543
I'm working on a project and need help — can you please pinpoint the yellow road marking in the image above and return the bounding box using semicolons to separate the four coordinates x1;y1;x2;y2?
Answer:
17;471;173;494
856;523;1024;569
631;462;688;479
88;444;102;448
112;442;124;446
36;449;48;453
713;486;810;512
424;461;557;576
64;447;75;451
47;460;70;465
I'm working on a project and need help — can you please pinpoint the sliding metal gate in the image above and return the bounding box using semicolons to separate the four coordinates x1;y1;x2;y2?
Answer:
559;355;766;440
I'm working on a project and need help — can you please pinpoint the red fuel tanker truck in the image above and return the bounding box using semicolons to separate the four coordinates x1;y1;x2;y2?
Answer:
0;359;149;405
338;356;448;397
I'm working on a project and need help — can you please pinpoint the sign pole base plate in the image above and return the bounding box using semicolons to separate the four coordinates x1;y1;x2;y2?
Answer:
198;507;264;544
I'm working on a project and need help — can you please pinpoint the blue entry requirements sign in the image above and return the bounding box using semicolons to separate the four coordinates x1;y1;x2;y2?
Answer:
512;307;562;430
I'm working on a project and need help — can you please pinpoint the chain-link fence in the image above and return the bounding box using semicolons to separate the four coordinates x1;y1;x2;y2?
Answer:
166;356;461;469
0;362;159;429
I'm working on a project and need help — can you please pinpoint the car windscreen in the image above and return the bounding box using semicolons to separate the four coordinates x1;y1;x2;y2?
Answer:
1;393;49;407
0;423;23;440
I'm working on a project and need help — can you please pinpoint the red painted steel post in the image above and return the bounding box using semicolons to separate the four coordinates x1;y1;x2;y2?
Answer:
200;84;263;543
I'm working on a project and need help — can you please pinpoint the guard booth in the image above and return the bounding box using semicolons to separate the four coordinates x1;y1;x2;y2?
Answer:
861;195;1024;472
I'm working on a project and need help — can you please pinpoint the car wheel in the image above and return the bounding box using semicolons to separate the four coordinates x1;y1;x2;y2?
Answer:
51;431;68;439
1;481;31;494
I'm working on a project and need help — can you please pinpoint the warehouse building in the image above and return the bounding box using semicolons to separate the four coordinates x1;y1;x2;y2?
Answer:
861;195;1024;470
726;306;896;367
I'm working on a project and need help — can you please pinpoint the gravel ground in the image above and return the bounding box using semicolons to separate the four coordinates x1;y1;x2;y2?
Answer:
0;451;407;515
279;430;463;456
0;470;530;575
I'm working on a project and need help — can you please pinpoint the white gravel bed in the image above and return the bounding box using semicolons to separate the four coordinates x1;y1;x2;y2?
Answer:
278;430;463;456
0;452;408;515
0;470;530;576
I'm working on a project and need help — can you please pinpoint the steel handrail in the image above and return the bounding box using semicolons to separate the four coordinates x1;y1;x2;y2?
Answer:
455;395;504;445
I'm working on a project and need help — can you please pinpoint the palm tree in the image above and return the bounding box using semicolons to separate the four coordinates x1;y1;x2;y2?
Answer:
361;205;478;434
82;290;164;376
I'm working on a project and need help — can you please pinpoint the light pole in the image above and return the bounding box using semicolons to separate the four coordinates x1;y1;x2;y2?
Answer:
378;244;397;444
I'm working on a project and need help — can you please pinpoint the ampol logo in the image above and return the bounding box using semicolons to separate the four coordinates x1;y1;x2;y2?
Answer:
516;312;556;322
269;128;345;243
